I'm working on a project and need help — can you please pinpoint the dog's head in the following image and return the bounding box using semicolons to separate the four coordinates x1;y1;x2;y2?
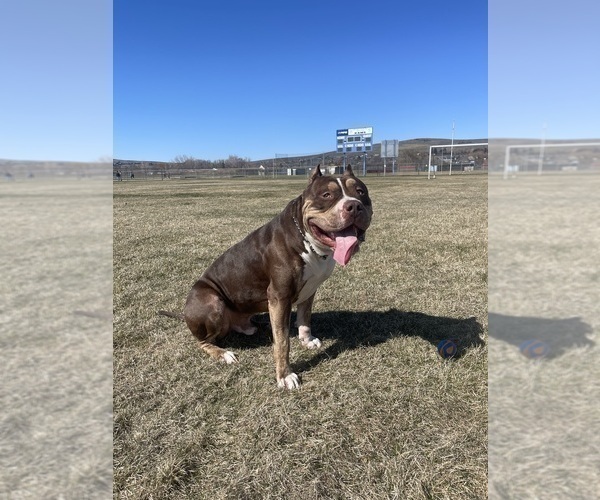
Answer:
301;165;373;266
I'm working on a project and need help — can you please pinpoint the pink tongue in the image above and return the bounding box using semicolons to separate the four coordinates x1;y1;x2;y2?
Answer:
333;228;359;266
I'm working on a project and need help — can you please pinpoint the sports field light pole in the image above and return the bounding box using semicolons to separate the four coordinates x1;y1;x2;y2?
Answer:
362;154;367;176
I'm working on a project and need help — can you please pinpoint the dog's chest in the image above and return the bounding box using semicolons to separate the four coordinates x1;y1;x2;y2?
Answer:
294;245;335;305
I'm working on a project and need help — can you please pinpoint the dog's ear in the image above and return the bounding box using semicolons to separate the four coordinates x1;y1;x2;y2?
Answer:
343;165;355;177
309;164;322;183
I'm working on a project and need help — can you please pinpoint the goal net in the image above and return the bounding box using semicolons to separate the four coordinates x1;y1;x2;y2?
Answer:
501;142;600;179
427;142;488;179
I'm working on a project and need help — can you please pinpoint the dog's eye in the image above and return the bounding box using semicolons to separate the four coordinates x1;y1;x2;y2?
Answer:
356;188;365;196
322;192;332;198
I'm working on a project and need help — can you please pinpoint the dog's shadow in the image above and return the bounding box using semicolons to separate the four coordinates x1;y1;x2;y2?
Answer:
225;309;485;368
489;312;594;359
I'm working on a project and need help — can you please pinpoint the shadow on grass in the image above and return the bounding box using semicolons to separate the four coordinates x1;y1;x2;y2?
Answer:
225;309;485;367
489;312;594;359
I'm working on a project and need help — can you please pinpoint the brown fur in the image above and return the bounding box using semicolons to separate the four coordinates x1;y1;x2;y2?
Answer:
160;165;372;388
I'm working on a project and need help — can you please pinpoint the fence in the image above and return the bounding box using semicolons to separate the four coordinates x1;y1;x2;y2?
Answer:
113;162;488;181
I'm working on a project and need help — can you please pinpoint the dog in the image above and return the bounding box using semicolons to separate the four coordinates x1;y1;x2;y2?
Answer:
159;165;372;389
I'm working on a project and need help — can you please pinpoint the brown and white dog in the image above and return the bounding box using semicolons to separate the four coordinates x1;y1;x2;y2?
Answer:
160;165;372;389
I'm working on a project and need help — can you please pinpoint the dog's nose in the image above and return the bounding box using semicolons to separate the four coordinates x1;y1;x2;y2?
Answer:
343;200;363;216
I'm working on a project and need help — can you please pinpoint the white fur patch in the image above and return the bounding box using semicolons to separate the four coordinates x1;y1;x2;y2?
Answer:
277;373;301;389
299;325;322;349
295;241;335;305
221;351;238;364
298;324;311;338
300;336;322;349
336;178;361;204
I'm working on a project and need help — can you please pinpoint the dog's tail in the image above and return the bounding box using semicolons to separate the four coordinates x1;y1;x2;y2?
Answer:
157;310;185;321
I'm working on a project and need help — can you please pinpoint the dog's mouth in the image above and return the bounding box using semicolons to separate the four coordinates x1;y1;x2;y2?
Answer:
308;221;366;266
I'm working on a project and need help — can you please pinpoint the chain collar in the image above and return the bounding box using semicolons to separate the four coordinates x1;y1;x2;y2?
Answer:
292;216;328;260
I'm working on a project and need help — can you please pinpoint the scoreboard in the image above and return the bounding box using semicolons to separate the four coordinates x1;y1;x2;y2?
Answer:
336;127;373;153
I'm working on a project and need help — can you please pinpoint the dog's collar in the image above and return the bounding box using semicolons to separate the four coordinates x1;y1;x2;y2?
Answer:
292;216;328;260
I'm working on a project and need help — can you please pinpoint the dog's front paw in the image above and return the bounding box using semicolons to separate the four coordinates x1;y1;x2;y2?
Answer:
300;335;322;349
221;351;238;364
277;373;301;390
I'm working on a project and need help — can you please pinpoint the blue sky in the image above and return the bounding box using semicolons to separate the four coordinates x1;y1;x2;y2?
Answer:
489;0;600;140
2;1;597;162
114;0;488;162
0;0;112;162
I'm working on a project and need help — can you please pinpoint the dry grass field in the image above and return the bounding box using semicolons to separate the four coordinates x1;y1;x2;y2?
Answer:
113;173;488;499
489;173;600;499
0;179;113;499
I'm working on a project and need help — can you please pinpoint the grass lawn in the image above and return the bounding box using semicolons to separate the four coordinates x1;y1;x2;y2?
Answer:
0;179;113;499
489;173;600;499
114;173;488;499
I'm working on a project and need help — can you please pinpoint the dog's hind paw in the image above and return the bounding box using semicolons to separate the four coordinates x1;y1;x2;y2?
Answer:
221;351;238;364
277;373;301;390
300;335;322;349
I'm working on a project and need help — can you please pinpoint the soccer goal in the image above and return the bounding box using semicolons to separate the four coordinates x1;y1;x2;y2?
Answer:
503;141;600;179
427;142;488;179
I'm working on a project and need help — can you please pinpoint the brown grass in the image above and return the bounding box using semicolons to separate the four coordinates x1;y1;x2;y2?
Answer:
114;174;487;499
489;173;600;499
0;178;113;499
